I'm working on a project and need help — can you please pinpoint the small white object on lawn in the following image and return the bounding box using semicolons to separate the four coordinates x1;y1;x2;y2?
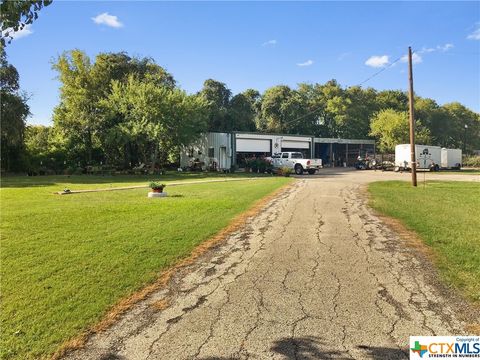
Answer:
148;192;168;198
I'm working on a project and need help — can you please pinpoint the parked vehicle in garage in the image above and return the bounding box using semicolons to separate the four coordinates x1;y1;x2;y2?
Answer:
271;152;322;175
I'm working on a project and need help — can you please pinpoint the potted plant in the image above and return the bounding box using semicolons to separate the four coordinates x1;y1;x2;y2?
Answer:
149;182;166;193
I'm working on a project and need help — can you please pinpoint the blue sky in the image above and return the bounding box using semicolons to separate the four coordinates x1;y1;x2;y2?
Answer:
4;1;480;125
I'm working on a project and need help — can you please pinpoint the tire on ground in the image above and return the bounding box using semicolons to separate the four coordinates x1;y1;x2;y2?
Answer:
295;164;304;175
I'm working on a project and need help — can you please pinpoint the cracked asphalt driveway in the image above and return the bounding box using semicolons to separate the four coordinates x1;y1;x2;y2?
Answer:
65;170;475;360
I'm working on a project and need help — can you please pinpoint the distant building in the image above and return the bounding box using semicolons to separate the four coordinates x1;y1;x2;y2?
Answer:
180;131;375;171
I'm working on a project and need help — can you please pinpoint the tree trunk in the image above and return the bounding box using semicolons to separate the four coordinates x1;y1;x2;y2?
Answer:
86;129;92;164
151;143;158;173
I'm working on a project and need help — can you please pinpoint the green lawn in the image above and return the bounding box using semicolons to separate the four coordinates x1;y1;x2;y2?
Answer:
0;171;271;189
368;181;480;303
0;174;291;359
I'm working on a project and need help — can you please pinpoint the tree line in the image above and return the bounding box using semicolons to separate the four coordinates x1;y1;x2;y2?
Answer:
1;48;479;173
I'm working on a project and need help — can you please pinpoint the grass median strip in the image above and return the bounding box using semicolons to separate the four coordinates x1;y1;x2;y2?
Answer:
368;180;480;304
1;175;292;359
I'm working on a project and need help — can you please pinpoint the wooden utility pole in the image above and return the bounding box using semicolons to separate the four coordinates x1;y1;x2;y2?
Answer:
408;46;417;187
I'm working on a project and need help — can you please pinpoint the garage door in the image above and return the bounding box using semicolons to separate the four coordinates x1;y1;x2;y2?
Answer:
282;140;310;149
236;139;271;152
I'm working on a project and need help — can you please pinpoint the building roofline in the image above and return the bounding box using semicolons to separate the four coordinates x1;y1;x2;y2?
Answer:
314;138;375;144
232;131;313;138
199;131;375;144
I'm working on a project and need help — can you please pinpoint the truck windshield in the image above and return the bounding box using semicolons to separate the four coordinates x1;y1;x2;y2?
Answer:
291;153;303;159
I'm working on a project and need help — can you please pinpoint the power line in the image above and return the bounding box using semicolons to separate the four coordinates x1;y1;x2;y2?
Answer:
356;53;405;87
282;51;415;125
277;50;413;128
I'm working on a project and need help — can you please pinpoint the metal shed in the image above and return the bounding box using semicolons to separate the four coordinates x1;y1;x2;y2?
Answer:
180;132;376;170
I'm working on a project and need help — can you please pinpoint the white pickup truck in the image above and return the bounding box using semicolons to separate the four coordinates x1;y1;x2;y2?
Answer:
270;152;322;175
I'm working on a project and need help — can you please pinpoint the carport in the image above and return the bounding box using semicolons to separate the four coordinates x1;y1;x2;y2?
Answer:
314;138;376;167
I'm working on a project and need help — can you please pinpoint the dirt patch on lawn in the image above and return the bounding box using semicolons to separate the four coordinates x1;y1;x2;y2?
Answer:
51;181;294;359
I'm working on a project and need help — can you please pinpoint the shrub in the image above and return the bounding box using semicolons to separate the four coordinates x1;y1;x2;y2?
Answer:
250;159;259;173
463;155;480;168
279;166;293;177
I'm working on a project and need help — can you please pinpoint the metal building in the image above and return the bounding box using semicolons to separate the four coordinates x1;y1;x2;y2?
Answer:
180;132;375;170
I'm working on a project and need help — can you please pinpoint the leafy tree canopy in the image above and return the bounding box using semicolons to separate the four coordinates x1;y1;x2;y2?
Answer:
370;108;431;153
0;46;29;171
0;0;52;46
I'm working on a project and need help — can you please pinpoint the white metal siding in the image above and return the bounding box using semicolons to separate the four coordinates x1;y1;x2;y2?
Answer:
282;140;310;149
236;139;271;152
180;133;232;169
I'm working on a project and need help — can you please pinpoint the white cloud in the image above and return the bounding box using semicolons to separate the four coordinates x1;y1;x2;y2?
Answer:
297;59;314;67
401;52;422;64
92;12;123;28
467;26;480;40
437;43;454;52
262;39;277;46
1;24;33;40
419;47;436;53
419;43;454;54
365;55;389;68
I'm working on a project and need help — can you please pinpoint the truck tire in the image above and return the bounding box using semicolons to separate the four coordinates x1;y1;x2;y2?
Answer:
294;164;304;175
308;169;316;175
434;164;440;172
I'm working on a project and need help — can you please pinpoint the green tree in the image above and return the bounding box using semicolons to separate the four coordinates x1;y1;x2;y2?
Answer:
414;97;452;147
52;50;98;163
441;102;480;152
0;0;52;46
260;85;306;134
105;76;209;168
52;50;176;165
0;46;30;171
295;80;350;137
342;86;378;139
199;79;232;131
23;125;67;172
376;90;409;112
229;93;257;131
370;108;431;153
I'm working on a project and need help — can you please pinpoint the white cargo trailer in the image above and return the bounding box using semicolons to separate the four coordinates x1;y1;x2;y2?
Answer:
394;144;441;171
441;148;462;169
